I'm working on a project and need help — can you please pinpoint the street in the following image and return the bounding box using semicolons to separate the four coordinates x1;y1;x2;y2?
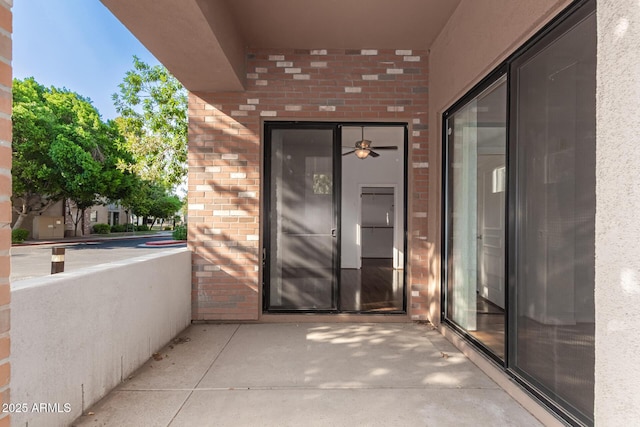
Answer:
10;236;186;282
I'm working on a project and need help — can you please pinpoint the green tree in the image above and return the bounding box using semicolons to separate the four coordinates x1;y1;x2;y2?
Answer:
12;78;136;235
51;88;135;236
11;78;64;229
113;56;187;188
121;180;181;228
149;193;183;229
120;179;158;225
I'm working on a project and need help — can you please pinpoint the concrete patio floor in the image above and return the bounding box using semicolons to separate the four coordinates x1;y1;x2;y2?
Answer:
72;323;544;427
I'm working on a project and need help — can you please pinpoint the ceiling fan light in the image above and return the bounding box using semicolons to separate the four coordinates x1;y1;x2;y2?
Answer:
355;149;370;159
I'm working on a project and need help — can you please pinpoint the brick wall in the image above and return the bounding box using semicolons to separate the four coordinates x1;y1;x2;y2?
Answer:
188;48;429;321
0;0;10;424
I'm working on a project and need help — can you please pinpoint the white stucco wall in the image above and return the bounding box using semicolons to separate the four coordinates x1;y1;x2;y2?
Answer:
595;0;640;423
10;248;192;427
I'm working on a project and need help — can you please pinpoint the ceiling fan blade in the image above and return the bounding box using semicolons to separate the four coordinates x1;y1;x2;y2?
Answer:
369;150;380;157
342;149;356;156
372;146;398;150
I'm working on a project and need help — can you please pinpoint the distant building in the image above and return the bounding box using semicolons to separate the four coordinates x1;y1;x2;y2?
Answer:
12;199;130;238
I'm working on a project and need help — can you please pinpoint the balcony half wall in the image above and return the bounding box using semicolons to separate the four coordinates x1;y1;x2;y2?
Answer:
10;248;191;426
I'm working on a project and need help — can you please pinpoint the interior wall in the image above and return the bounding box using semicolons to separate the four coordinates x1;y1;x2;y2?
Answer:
341;126;404;269
427;0;573;325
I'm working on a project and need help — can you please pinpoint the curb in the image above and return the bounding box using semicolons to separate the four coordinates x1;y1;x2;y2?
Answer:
138;240;187;248
13;233;172;247
141;240;187;246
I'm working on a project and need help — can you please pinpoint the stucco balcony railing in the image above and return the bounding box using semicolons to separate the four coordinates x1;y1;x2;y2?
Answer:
10;248;191;427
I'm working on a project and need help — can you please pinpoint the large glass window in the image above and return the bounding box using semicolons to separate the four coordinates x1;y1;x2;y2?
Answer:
511;6;596;422
445;75;507;358
443;1;595;424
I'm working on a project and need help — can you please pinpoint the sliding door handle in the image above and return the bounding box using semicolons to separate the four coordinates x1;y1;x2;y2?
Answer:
331;228;336;237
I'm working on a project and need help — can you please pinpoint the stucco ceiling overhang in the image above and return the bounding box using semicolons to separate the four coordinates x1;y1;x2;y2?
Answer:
101;0;462;92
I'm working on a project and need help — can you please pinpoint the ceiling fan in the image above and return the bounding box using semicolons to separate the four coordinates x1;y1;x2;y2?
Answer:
342;126;398;159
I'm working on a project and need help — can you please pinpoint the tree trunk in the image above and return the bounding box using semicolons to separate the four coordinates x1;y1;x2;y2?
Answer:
12;198;56;230
80;208;86;236
66;201;82;237
12;207;27;230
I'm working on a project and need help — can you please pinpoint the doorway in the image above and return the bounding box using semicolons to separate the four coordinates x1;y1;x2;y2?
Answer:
110;211;120;226
339;185;403;311
264;122;406;313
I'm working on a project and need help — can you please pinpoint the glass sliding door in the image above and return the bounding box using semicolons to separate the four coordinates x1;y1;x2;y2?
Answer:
510;5;596;422
265;125;338;311
444;74;507;358
442;1;596;423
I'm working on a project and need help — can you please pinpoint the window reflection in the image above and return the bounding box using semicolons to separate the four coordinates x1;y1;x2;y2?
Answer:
446;76;507;358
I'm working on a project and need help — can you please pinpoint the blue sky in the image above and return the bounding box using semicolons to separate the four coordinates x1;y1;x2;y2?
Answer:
13;0;160;120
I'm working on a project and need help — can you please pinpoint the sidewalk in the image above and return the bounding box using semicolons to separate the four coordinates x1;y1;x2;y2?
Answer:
72;323;545;427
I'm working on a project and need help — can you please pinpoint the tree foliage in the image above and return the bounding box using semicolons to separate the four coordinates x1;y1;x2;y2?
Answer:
12;78;64;228
113;56;187;188
120;179;158;221
120;180;182;227
149;193;183;227
12;78;136;235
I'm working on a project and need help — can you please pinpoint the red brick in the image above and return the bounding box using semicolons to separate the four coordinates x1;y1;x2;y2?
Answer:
0;284;7;307
190;48;429;321
0;34;10;62
0;63;9;88
0;6;11;34
0;362;8;388
0;336;8;360
0;12;9;406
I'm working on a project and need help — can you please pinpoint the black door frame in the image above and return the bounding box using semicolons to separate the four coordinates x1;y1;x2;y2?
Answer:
440;1;596;425
441;65;509;366
263;121;409;314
